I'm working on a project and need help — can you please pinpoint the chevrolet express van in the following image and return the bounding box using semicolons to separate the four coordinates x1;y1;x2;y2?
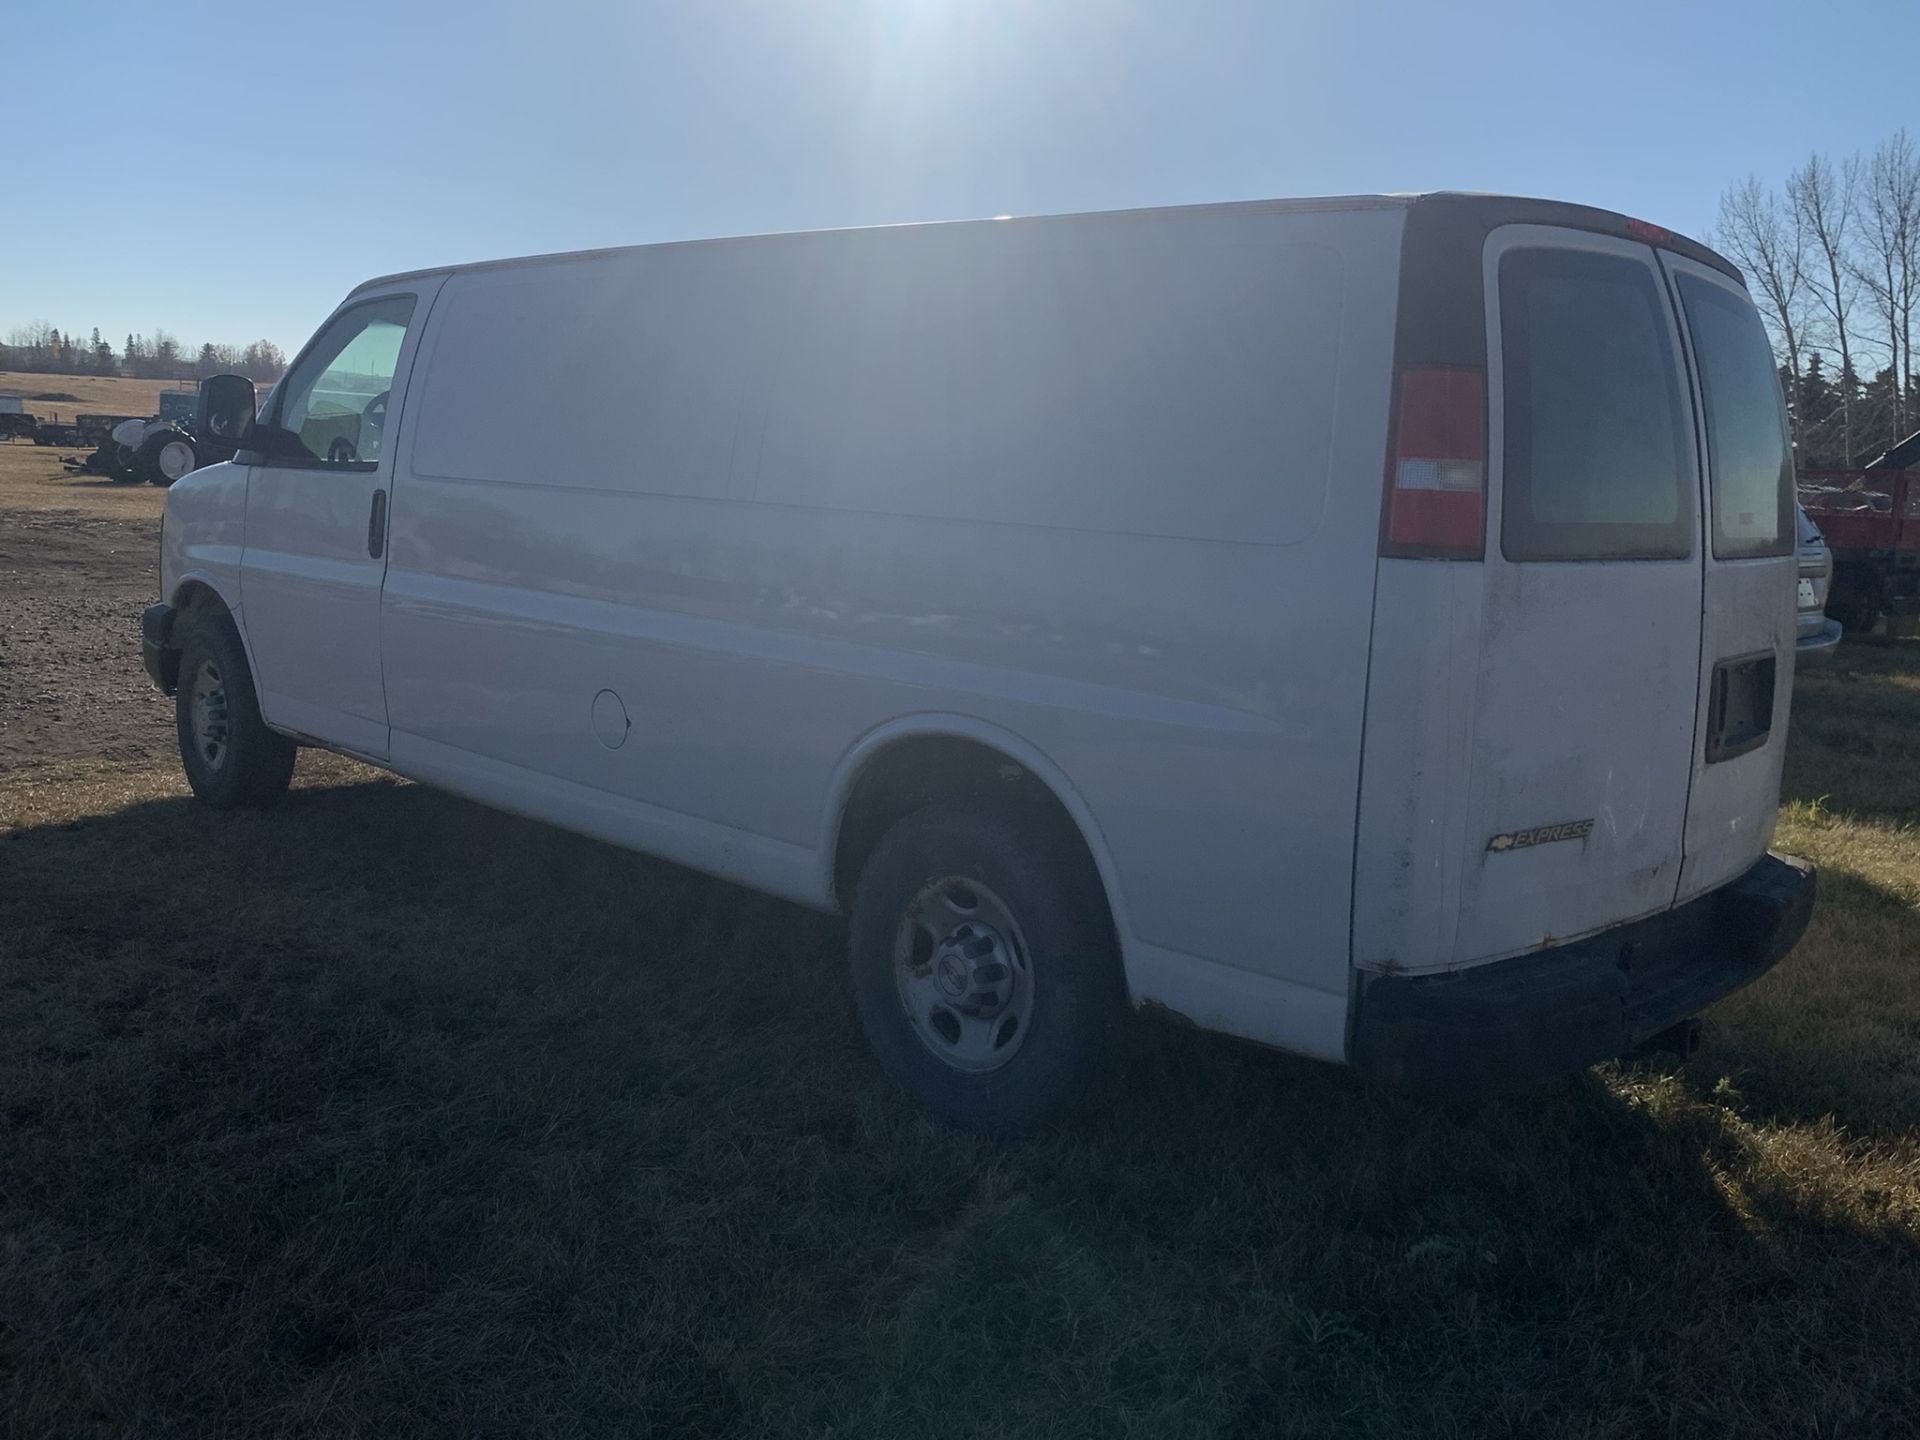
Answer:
141;193;1815;1127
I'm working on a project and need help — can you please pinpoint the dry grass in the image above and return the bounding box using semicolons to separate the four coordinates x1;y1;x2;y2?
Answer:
0;434;167;519
1;473;1918;1434
0;371;187;425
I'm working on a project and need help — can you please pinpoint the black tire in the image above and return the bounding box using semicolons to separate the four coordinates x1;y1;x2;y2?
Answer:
174;616;296;808
1836;602;1878;635
849;804;1123;1130
137;430;196;487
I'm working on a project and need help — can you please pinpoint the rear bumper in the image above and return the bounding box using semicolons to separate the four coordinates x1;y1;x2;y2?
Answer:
141;602;179;694
1352;852;1815;1092
1796;616;1843;661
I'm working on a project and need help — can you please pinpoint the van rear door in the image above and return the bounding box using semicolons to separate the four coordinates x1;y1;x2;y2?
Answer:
1661;253;1797;900
1449;226;1706;962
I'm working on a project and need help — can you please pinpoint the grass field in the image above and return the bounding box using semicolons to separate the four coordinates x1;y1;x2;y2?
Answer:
2;446;1918;1436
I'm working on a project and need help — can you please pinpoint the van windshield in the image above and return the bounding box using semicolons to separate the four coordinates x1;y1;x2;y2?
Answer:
1675;273;1794;559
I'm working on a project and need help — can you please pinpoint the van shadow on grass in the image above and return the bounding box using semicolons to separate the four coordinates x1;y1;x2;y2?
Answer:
4;777;1919;1437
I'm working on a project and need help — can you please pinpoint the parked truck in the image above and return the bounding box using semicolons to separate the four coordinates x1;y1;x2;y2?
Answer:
1798;428;1920;633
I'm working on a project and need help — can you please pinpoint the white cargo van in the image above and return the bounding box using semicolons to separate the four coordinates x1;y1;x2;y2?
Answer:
142;194;1814;1126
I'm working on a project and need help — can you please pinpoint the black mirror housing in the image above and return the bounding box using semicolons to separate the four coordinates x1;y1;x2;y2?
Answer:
198;373;257;444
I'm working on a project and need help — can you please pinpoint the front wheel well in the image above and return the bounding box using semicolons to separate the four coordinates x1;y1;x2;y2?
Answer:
169;580;232;637
830;735;1116;940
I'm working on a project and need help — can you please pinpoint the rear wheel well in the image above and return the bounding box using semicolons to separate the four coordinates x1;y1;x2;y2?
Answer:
831;735;1115;937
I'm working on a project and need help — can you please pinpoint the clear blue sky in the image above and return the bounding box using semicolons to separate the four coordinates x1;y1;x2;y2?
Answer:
6;0;1916;356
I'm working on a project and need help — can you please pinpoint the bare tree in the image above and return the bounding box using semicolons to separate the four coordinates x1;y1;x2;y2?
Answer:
1718;175;1814;453
1790;152;1863;463
1853;129;1920;437
7;320;57;371
238;340;287;382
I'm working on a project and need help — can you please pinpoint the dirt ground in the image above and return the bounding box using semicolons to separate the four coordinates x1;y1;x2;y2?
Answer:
0;441;172;771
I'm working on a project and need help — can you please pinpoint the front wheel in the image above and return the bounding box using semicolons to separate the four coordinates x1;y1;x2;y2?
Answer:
849;805;1123;1130
174;618;296;808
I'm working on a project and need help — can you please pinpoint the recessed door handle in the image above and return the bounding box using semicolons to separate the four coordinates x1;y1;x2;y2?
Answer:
367;489;388;559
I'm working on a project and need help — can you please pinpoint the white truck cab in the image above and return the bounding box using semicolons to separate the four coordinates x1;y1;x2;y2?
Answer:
141;193;1815;1126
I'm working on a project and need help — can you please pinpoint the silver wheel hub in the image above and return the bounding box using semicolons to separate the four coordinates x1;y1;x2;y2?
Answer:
189;657;229;771
158;440;194;480
894;877;1033;1073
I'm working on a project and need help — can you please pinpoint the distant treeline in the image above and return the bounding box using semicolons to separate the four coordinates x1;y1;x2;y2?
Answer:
1720;128;1920;471
1;323;285;383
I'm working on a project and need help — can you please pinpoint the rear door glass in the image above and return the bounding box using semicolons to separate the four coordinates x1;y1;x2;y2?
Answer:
1499;247;1693;561
1674;274;1793;559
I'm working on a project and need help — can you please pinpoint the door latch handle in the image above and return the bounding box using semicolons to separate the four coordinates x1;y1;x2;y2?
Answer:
367;489;388;560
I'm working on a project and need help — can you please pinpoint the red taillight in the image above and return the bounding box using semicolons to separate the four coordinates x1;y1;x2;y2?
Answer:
1627;217;1673;245
1381;367;1485;559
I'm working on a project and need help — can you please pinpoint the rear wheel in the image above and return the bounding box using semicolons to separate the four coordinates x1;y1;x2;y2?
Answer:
849;805;1122;1130
174;618;295;808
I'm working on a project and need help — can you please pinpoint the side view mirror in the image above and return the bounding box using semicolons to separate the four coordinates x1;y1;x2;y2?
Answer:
199;373;257;443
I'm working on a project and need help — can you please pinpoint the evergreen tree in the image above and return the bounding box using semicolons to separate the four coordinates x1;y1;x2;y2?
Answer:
1859;365;1901;461
1799;353;1842;467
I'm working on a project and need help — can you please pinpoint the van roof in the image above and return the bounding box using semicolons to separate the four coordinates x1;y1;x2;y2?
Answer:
346;191;1742;299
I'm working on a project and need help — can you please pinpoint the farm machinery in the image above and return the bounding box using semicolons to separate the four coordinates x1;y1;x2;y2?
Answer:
5;381;260;486
56;386;248;486
99;389;214;485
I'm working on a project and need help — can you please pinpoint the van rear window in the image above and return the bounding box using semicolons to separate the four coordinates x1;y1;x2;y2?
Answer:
1498;248;1693;561
1674;273;1793;559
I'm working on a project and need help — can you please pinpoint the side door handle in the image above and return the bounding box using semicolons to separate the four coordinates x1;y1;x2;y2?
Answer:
367;488;388;560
